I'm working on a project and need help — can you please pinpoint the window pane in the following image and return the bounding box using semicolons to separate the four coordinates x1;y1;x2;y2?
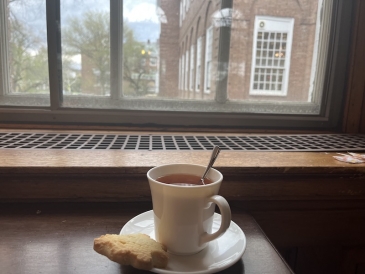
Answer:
61;0;110;96
0;0;49;106
57;0;329;116
228;1;322;107
122;0;161;98
0;0;339;120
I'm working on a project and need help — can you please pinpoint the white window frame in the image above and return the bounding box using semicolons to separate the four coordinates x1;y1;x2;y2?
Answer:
196;37;202;92
178;57;181;90
185;49;189;91
181;53;185;91
249;16;294;96
189;44;194;91
204;26;213;93
182;0;186;20
179;1;182;26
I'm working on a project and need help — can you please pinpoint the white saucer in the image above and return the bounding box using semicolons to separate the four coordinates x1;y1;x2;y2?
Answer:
120;210;246;274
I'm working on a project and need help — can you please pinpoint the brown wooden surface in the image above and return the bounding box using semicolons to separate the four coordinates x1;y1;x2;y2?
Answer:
1;129;365;273
1;144;365;203
0;202;293;274
1;172;365;202
343;0;365;133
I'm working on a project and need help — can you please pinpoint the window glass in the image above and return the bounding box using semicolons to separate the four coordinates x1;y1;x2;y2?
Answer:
204;26;213;93
190;44;195;91
61;0;110;96
250;16;294;96
196;36;202;92
0;0;353;128
0;0;49;106
185;49;189;91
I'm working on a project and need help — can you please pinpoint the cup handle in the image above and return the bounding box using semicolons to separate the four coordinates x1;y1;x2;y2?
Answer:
200;195;232;245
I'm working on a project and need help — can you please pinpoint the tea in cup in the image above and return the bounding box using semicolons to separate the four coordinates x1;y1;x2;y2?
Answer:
147;164;231;255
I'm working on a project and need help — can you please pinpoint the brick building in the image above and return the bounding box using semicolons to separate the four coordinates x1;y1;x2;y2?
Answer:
158;0;319;102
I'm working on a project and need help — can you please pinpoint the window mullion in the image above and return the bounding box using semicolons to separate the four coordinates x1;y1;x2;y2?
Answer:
110;0;123;100
46;0;63;109
0;1;9;96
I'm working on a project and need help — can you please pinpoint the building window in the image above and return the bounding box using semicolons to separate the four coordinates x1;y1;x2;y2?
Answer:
204;26;213;93
179;1;182;26
196;37;202;92
149;57;157;67
185;49;189;91
181;53;185;91
250;16;294;96
190;44;195;91
178;57;181;90
182;0;186;20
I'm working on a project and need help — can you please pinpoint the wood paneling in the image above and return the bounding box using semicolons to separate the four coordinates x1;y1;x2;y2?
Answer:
343;0;365;133
1;130;365;273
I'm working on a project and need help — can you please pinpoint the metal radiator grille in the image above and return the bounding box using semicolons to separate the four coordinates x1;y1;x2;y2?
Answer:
0;132;365;151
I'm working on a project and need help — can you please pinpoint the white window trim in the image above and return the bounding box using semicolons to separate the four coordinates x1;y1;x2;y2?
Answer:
185;49;189;91
204;26;213;94
196;37;202;92
183;0;186;20
181;54;185;90
179;1;182;26
189;44;194;91
249;16;294;96
178;57;181;90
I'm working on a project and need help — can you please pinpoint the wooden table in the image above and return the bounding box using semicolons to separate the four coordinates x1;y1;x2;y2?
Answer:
0;203;293;274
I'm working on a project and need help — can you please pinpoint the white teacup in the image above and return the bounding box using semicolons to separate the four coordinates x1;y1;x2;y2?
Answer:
147;164;231;255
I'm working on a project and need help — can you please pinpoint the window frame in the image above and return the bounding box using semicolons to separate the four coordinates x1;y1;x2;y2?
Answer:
250;16;294;97
204;26;213;94
185;49;189;91
196;36;202;92
0;0;356;130
190;44;195;91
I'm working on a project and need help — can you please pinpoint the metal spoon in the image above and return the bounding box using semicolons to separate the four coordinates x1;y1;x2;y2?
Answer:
201;145;221;185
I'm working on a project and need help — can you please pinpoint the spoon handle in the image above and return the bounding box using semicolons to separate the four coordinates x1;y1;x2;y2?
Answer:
201;145;221;180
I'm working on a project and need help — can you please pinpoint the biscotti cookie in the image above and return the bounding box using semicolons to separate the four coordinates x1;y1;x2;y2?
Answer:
94;233;168;270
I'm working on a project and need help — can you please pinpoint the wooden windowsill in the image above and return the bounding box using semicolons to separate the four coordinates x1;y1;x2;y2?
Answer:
2;149;365;201
1;148;365;173
1;128;365;203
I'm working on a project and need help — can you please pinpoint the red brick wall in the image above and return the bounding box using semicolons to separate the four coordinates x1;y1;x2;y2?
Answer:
159;0;319;102
229;0;319;101
158;0;180;98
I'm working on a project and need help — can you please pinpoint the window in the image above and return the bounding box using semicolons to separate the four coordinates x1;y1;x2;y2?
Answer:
0;0;355;129
179;1;182;26
181;53;185;91
250;16;294;96
150;57;157;67
190;44;195;91
182;0;186;20
204;26;213;93
185;49;189;91
178;57;181;90
196;36;202;92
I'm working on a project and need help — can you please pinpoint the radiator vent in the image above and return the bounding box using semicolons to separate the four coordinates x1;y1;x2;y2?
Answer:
1;132;365;151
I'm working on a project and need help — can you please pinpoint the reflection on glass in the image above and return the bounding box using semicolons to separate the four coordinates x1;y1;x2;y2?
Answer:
57;0;323;109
